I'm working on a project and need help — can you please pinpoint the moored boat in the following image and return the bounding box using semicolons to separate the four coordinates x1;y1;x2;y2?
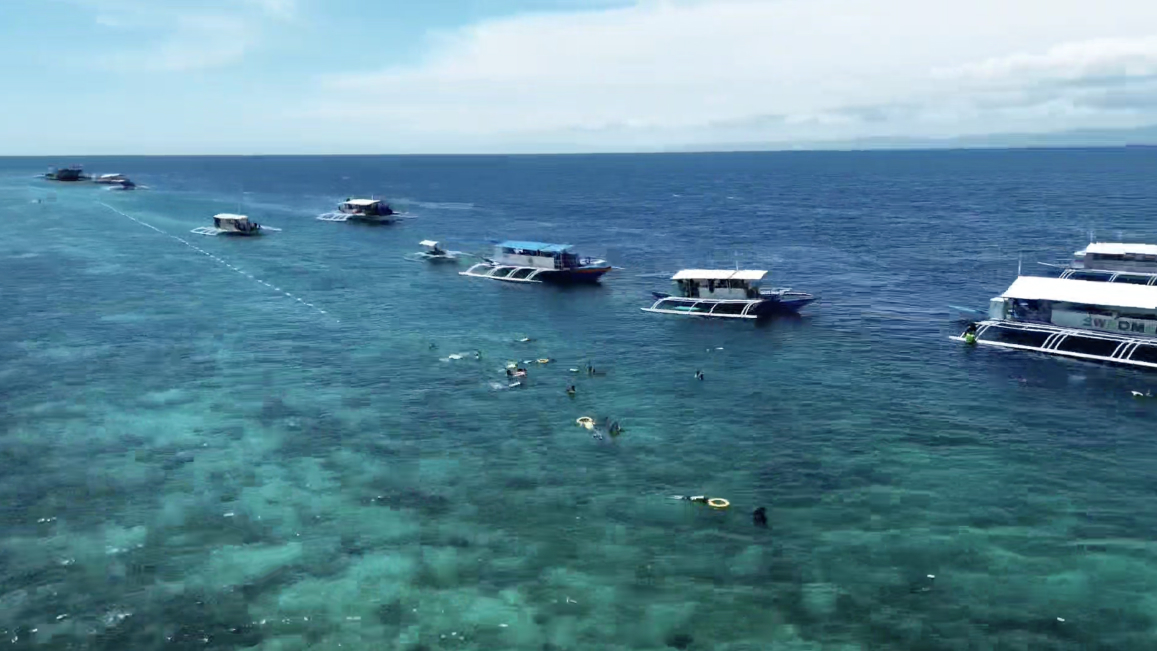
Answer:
318;198;397;223
44;166;89;182
956;275;1157;370
1056;243;1157;286
411;240;462;262
191;213;265;236
642;269;815;319
460;241;612;283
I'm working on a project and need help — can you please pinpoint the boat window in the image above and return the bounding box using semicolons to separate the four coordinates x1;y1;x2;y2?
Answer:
1113;274;1155;285
713;302;747;315
1130;345;1157;365
1066;270;1111;282
1055;335;1121;358
1110;274;1157;286
977;326;1051;348
1009;300;1051;323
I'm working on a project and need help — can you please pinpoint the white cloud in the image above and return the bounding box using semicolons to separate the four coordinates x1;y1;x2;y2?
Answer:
73;0;290;71
242;0;297;20
128;15;252;72
311;0;1157;149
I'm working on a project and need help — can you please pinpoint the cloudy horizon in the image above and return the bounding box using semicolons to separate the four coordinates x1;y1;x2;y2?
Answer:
3;0;1157;154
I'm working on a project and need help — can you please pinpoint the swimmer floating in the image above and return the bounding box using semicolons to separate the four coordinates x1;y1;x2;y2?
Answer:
671;495;730;509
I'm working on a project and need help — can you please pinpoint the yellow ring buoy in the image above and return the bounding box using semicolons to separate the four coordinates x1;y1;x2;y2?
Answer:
576;416;594;430
538;358;550;364
707;498;730;509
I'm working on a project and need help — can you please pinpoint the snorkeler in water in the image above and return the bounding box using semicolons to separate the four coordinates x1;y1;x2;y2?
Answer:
752;506;768;528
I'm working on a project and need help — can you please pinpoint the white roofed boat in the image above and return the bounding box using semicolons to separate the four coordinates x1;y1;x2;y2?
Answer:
643;269;815;319
1055;242;1157;285
319;197;398;223
191;213;269;236
956;275;1157;369
461;241;613;284
409;240;465;263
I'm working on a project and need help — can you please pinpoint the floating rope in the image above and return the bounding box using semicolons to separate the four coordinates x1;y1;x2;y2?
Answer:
97;202;335;321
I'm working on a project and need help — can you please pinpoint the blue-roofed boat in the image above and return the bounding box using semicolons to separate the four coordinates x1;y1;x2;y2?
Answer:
642;269;815;319
460;241;613;284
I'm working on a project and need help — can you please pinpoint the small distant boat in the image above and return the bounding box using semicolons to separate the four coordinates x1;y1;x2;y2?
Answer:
318;198;398;224
94;173;130;185
411;240;463;262
642;269;816;319
44;166;89;182
460;241;613;284
106;179;136;191
191;213;268;237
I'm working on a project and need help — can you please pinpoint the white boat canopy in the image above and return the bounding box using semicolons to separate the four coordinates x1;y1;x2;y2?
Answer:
1081;243;1157;257
344;199;382;206
672;269;768;281
214;213;250;221
420;240;439;247
1002;276;1157;310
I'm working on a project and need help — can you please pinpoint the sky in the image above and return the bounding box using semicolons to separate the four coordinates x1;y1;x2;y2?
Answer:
2;0;1157;154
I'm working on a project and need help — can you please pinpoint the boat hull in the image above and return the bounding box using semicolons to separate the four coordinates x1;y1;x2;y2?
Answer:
955;319;1157;371
462;263;611;284
645;292;815;319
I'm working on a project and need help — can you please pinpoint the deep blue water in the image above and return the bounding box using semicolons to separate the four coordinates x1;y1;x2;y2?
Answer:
3;150;1157;650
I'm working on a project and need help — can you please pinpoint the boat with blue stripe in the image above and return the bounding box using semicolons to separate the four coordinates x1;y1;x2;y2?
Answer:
643;269;816;319
460;241;613;284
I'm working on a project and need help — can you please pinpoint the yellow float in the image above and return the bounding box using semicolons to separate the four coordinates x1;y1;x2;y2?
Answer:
576;416;595;430
707;498;730;509
537;358;551;364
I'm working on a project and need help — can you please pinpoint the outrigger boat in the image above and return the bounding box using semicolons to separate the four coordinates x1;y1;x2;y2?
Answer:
318;198;398;224
955;275;1157;370
191;213;271;237
460;241;613;284
411;240;463;263
44;166;89;182
94;173;130;185
1048;243;1157;286
642;269;815;319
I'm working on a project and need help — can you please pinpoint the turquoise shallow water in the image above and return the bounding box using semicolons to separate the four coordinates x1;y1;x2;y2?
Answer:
3;151;1157;650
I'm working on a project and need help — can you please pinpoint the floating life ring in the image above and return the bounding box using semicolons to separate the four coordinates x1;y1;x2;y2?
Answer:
707;498;730;509
576;416;594;429
537;358;550;364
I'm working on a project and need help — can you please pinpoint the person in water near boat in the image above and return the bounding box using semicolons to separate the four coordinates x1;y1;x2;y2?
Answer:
963;322;978;344
566;384;576;396
695;370;704;381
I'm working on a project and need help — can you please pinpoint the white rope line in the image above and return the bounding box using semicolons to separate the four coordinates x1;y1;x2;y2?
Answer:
97;202;336;321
